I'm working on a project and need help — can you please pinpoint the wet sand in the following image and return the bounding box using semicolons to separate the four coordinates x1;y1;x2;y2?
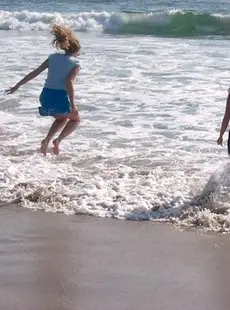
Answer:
0;204;230;310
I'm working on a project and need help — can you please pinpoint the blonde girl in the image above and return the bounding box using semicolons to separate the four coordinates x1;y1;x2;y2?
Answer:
6;24;81;155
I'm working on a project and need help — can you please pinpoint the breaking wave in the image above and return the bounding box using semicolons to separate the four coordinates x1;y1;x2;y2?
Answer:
1;10;230;37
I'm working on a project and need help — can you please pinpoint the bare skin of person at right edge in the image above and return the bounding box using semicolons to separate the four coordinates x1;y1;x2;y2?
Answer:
217;90;230;148
5;24;81;156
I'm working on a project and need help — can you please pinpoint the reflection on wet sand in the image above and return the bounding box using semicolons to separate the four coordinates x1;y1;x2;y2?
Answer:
0;206;230;310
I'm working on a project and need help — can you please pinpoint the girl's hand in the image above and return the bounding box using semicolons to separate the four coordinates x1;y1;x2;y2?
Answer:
69;110;80;123
217;136;223;146
5;85;19;94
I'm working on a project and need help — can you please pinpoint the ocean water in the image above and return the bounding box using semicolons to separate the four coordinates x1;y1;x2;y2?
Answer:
1;0;230;232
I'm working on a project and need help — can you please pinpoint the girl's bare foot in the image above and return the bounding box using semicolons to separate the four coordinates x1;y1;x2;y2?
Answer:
53;138;60;155
40;139;49;156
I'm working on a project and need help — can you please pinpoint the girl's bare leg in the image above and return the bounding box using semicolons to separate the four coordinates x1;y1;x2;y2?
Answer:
53;113;80;155
41;118;67;156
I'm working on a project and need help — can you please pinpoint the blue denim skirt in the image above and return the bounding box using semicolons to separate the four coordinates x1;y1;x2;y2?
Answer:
39;88;71;116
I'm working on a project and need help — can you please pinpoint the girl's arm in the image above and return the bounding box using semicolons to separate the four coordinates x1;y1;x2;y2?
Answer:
66;66;80;112
6;59;48;94
217;93;230;146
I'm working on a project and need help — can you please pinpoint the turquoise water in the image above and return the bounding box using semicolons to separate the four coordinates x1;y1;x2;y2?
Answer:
1;0;230;14
1;1;230;37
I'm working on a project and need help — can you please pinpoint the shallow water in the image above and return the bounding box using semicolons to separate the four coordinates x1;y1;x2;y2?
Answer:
0;1;230;232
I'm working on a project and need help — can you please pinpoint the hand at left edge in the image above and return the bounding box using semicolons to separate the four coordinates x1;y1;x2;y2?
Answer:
5;85;19;94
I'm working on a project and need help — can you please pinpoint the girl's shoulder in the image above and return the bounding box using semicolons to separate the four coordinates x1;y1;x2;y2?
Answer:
69;56;81;68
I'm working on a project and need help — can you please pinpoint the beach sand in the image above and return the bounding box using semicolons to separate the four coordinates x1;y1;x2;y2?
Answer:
0;204;230;310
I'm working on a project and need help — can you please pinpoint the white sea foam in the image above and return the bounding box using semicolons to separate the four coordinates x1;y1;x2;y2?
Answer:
1;10;230;37
0;31;230;232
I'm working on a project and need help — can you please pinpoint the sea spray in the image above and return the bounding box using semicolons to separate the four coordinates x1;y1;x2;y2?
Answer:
1;10;230;37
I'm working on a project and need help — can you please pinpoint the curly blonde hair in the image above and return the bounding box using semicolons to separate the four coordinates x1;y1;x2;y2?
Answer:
51;24;81;54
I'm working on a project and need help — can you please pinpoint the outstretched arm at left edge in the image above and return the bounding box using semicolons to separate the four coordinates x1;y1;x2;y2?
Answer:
5;59;48;94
